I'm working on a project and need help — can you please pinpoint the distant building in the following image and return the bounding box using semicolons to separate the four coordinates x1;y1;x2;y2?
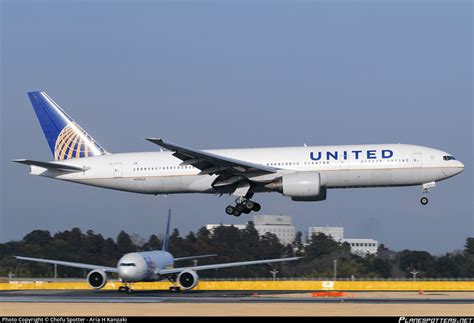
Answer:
307;226;378;257
206;217;379;254
308;226;344;242
206;215;296;246
343;239;379;256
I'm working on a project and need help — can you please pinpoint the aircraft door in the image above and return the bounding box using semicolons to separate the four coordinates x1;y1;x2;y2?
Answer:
413;153;422;168
113;163;123;178
339;153;351;185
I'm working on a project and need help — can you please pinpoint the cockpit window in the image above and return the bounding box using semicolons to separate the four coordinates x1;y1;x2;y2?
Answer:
119;263;136;267
443;156;456;161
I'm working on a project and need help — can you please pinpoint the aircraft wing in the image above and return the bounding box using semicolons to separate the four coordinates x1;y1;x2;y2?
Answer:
174;254;218;262
157;257;300;275
14;256;118;273
13;159;88;172
146;138;277;176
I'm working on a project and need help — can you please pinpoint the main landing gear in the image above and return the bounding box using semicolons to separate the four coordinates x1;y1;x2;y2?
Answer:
167;274;181;293
225;198;261;217
420;181;435;206
169;286;181;293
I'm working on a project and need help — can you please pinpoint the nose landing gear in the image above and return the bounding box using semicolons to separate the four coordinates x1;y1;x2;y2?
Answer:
118;282;134;293
225;197;261;217
420;181;435;206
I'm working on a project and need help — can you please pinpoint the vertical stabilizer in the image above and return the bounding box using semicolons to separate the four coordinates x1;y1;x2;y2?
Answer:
162;209;172;252
27;91;108;160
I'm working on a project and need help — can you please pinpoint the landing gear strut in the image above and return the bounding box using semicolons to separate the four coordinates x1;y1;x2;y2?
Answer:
225;197;261;217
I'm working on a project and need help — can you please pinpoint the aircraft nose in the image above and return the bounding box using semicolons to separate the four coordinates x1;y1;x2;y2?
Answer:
456;160;465;173
118;266;137;281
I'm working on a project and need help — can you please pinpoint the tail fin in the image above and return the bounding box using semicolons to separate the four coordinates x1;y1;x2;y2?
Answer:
162;209;172;252
27;91;108;160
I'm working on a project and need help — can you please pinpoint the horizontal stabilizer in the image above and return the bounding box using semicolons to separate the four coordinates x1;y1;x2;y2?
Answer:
13;159;88;172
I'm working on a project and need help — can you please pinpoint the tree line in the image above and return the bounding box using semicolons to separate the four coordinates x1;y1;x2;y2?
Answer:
1;223;473;279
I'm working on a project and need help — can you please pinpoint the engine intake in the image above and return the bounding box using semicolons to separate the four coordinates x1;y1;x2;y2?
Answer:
177;270;199;290
87;269;107;289
267;171;326;201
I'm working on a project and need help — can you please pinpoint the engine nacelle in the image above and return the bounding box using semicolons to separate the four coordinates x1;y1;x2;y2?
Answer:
177;270;199;290
267;171;327;201
87;269;107;289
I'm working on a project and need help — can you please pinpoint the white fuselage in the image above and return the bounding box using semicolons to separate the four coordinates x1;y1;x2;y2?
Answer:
117;251;174;282
29;144;464;195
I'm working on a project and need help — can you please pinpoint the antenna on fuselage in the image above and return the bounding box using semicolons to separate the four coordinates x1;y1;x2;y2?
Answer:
162;209;171;252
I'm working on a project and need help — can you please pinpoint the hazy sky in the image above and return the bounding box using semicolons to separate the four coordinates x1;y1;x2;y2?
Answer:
1;0;472;254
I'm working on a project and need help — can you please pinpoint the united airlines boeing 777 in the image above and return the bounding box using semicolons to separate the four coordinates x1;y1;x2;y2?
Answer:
15;92;464;216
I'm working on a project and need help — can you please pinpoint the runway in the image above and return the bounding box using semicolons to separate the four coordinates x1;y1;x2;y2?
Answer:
1;289;473;303
2;290;473;316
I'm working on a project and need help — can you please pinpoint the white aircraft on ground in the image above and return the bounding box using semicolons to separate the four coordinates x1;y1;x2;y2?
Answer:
15;210;299;292
15;92;464;216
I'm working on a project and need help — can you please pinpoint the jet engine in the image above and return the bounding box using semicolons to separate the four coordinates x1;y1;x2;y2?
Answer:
87;269;107;289
177;270;199;290
267;171;327;201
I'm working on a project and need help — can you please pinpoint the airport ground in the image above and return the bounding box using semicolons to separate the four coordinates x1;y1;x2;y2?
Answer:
3;302;474;316
1;290;473;316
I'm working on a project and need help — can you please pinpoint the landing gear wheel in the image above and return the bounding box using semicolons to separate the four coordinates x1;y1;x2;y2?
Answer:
420;197;429;205
118;286;129;293
169;286;181;293
252;202;261;212
244;200;255;210
225;205;235;215
225;197;261;216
